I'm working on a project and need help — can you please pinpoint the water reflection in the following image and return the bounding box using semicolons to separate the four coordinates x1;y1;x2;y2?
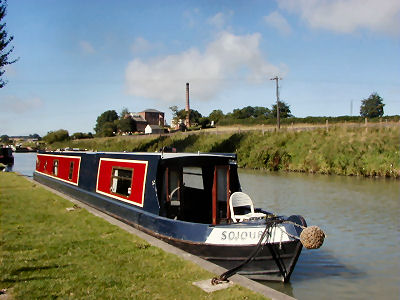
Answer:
239;169;399;300
294;250;364;282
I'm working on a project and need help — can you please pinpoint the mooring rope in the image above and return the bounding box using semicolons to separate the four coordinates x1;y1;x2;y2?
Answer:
211;219;283;285
211;219;326;284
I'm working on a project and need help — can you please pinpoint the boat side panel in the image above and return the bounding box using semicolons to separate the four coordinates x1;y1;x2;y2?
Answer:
35;153;81;185
95;153;161;215
33;171;211;242
96;158;148;207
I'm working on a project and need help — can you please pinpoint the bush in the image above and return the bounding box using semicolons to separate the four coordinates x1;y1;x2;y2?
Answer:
43;129;70;144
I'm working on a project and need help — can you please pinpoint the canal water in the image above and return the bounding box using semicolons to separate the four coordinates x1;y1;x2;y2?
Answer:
12;153;400;300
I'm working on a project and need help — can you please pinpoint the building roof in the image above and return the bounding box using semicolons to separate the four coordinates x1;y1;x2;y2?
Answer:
141;109;163;113
146;125;162;129
129;114;147;123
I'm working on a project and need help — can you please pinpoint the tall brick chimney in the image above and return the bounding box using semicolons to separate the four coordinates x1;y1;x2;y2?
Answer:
185;82;190;127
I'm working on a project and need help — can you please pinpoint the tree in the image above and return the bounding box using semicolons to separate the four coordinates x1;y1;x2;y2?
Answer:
208;109;224;123
198;117;211;128
271;101;292;118
116;107;135;133
1;134;9;143
0;0;17;88
120;107;130;118
177;108;202;124
94;110;118;136
170;106;202;126
71;132;93;140
230;106;270;119
360;93;384;118
43;129;69;143
117;117;135;133
232;106;255;119
253;106;270;118
29;133;41;140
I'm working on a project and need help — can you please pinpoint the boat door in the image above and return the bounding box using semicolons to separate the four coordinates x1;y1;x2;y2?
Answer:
164;167;182;219
212;165;230;225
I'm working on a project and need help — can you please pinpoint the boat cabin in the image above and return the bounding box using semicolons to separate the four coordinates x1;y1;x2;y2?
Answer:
157;153;241;225
35;151;252;225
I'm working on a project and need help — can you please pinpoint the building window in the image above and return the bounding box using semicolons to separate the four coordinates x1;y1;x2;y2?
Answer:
110;168;133;197
68;161;74;180
52;160;59;176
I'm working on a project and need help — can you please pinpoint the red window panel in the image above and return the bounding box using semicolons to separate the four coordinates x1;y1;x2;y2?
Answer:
35;154;81;185
96;158;148;207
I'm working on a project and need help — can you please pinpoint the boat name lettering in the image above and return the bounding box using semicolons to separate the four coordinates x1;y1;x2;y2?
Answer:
221;230;264;241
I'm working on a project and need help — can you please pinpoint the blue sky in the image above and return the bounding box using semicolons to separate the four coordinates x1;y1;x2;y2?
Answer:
1;0;399;136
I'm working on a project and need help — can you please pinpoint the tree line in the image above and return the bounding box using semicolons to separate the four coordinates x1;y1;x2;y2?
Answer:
1;93;389;145
170;92;386;128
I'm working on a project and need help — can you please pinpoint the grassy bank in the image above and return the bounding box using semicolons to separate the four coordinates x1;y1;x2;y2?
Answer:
0;173;264;299
48;125;399;178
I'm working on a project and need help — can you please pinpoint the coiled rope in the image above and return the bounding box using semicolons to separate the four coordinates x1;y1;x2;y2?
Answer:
211;219;283;285
211;219;325;285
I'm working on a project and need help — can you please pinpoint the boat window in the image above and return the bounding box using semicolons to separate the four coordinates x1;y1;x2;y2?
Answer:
168;169;180;204
183;167;203;190
110;168;133;197
44;161;47;171
36;157;40;169
68;161;74;180
52;160;59;176
216;167;228;203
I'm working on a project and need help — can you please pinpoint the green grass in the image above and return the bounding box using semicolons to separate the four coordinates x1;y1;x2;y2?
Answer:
0;173;265;299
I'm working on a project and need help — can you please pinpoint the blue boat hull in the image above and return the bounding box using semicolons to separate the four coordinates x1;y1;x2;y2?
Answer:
34;171;305;282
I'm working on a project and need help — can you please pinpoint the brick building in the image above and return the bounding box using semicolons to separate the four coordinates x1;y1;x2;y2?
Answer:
126;109;165;133
139;109;165;127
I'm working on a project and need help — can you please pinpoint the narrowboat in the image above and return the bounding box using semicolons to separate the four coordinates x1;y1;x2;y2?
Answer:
33;150;317;282
0;147;14;170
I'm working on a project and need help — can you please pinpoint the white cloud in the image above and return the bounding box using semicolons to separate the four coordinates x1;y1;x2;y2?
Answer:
0;96;43;114
207;11;234;29
125;32;281;102
279;0;400;35
79;40;95;54
264;11;292;35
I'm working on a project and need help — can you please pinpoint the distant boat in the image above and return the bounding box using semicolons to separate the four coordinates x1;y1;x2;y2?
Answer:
0;147;14;167
13;146;37;153
33;150;319;282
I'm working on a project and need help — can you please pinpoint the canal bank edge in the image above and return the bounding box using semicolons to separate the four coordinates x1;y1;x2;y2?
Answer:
43;125;400;178
26;174;295;300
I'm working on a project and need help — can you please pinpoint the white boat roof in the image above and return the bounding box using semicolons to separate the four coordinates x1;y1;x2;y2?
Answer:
50;150;236;160
160;152;236;160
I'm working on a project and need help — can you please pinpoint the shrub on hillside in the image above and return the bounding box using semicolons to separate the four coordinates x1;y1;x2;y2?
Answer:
43;129;69;144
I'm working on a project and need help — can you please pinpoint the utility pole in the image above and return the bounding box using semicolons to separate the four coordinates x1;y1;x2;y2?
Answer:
270;76;282;130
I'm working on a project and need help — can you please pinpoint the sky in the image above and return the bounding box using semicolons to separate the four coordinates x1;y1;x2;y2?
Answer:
1;0;399;136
